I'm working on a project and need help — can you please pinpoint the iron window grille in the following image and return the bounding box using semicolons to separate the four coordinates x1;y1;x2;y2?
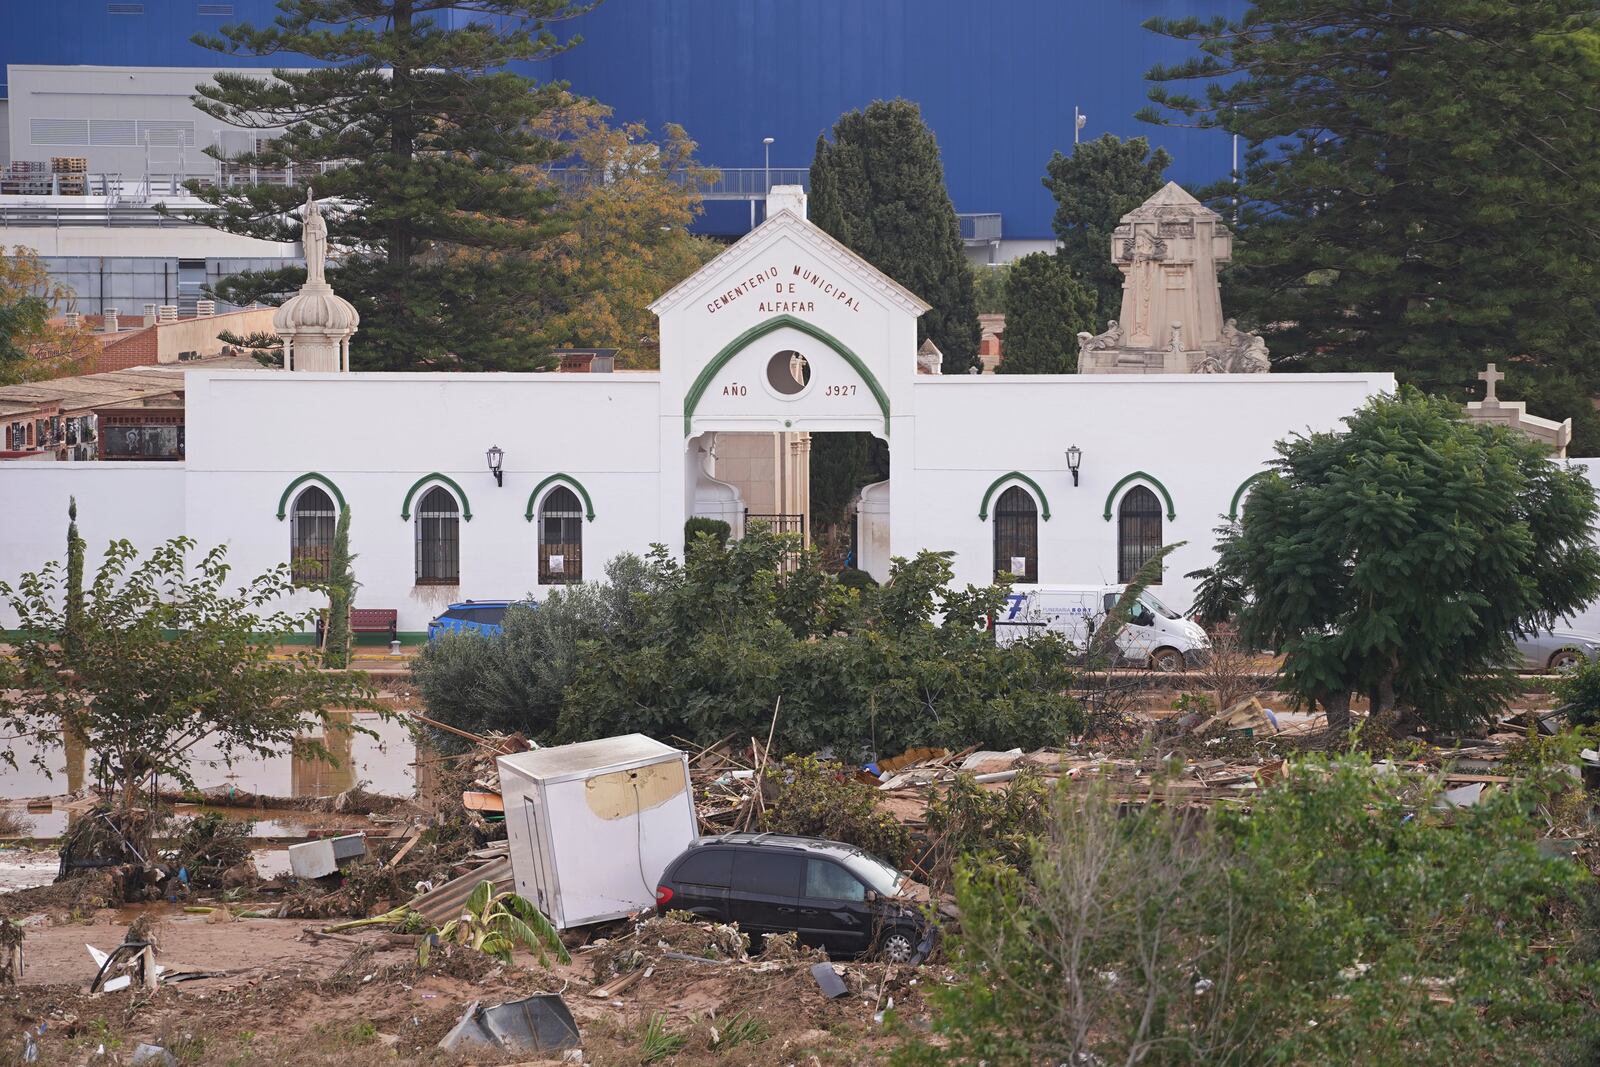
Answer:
415;486;460;584
992;485;1039;583
539;486;584;584
1118;485;1163;584
289;485;336;582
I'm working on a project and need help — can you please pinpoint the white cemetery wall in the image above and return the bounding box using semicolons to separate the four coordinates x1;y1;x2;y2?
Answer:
181;370;666;635
0;462;187;628
905;372;1395;609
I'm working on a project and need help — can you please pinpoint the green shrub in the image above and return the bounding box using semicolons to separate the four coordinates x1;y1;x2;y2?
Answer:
837;566;877;591
684;516;731;546
900;756;1600;1067
1552;656;1600;727
921;768;1050;892
762;755;911;866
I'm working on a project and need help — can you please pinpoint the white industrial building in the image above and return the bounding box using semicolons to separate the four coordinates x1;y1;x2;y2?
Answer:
0;185;1406;637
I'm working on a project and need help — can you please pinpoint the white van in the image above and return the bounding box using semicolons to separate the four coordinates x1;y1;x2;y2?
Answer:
990;585;1210;671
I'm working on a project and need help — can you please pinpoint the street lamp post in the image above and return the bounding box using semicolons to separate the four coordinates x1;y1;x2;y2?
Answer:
1073;107;1087;145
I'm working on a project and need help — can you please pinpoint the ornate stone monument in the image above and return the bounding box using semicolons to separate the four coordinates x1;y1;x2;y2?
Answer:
1075;182;1269;374
274;188;359;372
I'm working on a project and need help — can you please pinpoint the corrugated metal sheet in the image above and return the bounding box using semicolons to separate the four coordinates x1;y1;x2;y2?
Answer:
408;856;514;927
2;1;1248;239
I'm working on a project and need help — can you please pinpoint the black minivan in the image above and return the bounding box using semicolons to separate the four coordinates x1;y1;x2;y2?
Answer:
654;833;933;963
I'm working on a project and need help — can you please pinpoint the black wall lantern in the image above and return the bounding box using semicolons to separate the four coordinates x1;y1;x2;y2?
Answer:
486;444;505;487
1066;444;1082;487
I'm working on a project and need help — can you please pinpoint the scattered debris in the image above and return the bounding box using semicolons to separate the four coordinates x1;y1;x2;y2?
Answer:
811;962;850;999
287;832;368;879
437;994;580;1056
0;918;23;985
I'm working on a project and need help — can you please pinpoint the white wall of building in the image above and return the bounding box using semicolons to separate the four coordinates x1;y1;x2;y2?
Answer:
180;371;666;633
7;65;299;177
906;373;1392;606
0;463;187;624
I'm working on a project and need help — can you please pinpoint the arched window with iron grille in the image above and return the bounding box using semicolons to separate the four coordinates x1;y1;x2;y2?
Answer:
539;486;583;584
415;485;460;584
289;485;336;582
992;485;1039;583
1118;485;1163;584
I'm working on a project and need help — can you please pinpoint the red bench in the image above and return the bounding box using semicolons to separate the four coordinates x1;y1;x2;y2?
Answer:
317;607;398;644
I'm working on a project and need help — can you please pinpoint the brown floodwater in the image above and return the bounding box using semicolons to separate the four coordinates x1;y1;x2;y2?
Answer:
1;712;418;838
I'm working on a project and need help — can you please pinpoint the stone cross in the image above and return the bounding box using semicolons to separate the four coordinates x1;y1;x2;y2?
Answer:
1478;363;1503;404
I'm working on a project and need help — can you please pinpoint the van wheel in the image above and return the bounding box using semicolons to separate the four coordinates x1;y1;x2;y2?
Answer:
876;927;918;965
1549;649;1585;671
1150;647;1185;672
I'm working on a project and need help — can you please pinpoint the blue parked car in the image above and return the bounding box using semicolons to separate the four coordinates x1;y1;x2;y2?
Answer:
426;600;529;641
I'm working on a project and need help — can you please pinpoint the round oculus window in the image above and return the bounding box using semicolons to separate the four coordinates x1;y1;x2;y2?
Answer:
766;350;811;396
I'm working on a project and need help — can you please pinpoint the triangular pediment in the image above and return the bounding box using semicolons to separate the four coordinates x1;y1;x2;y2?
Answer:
649;209;931;318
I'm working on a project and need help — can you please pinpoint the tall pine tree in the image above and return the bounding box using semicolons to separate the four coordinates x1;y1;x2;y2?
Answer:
1042;134;1172;325
810;100;981;372
183;0;589;371
1142;1;1600;453
996;253;1097;374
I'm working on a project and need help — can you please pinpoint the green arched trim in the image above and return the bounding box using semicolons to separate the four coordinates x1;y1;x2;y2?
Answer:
977;472;1052;522
276;472;347;521
682;314;890;437
1227;471;1273;520
524;473;596;523
400;473;473;522
1102;471;1176;522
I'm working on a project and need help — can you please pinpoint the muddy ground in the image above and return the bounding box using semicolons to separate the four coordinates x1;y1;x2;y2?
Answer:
0;881;930;1066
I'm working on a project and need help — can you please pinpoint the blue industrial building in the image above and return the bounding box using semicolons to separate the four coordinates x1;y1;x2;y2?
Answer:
1;0;1245;242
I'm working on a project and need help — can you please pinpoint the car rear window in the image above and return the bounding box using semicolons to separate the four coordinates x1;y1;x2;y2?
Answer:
476;606;508;625
672;849;733;888
732;851;802;897
805;859;866;902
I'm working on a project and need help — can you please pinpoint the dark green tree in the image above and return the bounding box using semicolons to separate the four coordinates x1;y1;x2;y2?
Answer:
1207;388;1600;732
182;0;590;371
810;100;982;371
995;253;1097;374
1142;1;1600;454
809;432;886;567
1041;134;1172;323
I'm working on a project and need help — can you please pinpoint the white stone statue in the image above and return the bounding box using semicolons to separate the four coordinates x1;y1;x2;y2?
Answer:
302;187;328;286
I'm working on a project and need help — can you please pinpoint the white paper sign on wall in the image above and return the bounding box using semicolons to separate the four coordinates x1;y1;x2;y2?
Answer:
1011;556;1027;576
548;554;565;574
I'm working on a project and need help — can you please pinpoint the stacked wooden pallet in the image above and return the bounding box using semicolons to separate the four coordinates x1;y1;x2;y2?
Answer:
51;156;88;195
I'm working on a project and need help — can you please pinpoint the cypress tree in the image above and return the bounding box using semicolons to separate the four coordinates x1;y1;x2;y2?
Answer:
809;100;982;372
64;496;84;665
996;254;1098;374
182;0;587;371
1143;1;1600;452
1042;134;1172;324
323;506;355;669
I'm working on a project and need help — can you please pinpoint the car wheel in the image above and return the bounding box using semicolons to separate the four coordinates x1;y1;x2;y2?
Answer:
1150;647;1185;673
876;927;918;965
1549;649;1585;671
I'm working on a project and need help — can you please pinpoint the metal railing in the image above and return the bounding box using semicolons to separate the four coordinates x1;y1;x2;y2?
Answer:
545;166;809;201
